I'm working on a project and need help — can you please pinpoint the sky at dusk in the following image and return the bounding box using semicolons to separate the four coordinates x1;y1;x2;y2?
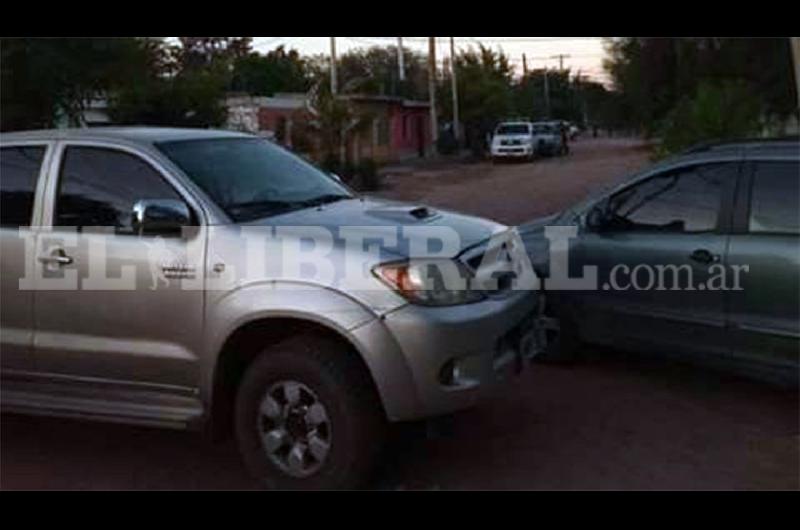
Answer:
251;37;610;84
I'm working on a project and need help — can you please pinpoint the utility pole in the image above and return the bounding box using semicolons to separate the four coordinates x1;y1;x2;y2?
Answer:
330;37;343;164
522;53;528;77
450;37;460;145
428;37;438;155
576;71;589;128
397;37;405;82
330;37;338;95
551;54;571;71
791;38;800;112
543;67;551;119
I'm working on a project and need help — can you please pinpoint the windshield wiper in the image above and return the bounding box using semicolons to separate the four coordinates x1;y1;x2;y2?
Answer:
227;194;352;222
296;194;352;208
226;199;299;221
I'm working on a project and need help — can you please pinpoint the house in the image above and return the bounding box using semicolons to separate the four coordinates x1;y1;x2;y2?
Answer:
339;94;431;163
225;93;310;143
224;92;431;164
54;97;111;128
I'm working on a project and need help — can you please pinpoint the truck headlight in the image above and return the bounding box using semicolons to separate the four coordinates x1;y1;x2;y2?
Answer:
372;259;486;306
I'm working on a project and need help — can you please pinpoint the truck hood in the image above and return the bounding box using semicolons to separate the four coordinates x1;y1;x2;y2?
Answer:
517;213;561;275
246;196;508;260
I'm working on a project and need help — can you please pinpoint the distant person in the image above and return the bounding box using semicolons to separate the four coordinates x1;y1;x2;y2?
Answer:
560;123;570;155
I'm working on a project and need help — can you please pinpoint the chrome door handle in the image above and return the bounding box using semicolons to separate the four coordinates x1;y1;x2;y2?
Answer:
38;250;74;266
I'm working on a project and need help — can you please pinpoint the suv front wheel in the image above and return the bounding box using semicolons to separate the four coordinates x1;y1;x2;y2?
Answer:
234;335;386;489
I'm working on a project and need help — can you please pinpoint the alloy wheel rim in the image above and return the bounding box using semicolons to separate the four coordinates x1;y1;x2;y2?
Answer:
257;380;332;477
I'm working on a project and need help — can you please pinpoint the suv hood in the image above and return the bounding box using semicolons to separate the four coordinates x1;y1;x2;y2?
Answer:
246;196;507;260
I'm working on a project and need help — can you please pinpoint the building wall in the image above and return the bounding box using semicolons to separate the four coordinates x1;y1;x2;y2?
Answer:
391;107;430;157
344;103;431;163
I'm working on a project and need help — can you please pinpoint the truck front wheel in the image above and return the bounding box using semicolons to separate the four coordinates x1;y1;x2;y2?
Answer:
234;335;386;489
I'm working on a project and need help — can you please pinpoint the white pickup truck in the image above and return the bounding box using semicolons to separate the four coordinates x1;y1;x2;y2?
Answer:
490;122;536;162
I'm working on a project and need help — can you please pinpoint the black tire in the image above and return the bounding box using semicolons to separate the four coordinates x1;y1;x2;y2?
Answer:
234;335;386;490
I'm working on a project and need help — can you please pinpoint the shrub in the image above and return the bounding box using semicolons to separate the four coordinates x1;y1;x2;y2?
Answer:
656;80;763;158
354;159;382;191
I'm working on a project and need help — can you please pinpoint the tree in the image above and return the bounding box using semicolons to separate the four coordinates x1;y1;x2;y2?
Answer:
437;45;514;155
175;37;252;71
334;45;428;100
1;37;155;130
231;46;311;96
513;68;581;122
657;80;762;156
603;37;799;136
108;37;236;128
305;81;373;169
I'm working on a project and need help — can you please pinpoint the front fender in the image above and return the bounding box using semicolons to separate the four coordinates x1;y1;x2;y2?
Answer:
200;281;419;421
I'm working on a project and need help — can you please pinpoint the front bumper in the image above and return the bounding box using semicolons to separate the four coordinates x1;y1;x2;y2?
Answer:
350;289;539;421
492;146;533;158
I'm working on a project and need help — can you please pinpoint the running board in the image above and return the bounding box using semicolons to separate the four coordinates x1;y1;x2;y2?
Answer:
1;376;204;430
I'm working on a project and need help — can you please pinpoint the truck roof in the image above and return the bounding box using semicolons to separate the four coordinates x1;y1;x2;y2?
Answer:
0;127;251;146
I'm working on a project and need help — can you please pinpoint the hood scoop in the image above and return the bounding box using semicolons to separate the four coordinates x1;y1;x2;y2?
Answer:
409;206;434;219
365;204;440;223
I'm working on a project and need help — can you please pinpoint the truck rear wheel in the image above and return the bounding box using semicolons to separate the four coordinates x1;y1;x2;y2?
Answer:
234;335;386;489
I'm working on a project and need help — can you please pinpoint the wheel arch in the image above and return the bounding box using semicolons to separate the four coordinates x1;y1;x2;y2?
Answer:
206;314;387;440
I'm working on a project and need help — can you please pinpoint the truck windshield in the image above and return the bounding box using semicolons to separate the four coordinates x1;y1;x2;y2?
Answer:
496;124;530;135
157;137;353;222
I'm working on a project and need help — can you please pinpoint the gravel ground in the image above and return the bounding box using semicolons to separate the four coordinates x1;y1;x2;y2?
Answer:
2;138;797;490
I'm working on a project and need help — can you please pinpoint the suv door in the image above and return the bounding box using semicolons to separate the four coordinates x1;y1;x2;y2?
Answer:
0;144;50;373
726;158;799;379
32;143;206;391
575;161;739;358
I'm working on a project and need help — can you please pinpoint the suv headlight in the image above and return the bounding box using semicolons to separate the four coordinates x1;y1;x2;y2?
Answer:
372;259;486;306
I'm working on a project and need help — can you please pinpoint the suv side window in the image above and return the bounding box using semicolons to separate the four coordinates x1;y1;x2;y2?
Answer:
1;146;46;228
606;163;735;233
55;146;184;234
748;161;799;235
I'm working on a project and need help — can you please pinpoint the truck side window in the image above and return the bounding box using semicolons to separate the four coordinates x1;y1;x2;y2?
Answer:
748;161;800;235
54;146;184;235
0;146;46;228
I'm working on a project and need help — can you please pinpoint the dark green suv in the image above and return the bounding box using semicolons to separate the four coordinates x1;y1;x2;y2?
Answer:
520;138;799;385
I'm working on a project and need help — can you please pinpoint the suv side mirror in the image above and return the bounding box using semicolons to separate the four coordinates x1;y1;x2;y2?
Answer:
585;204;609;232
132;199;191;237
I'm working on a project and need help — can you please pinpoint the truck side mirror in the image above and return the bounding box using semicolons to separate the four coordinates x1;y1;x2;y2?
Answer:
132;199;191;237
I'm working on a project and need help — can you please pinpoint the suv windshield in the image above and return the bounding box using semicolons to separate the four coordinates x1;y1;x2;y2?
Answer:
496;124;530;135
157;137;353;222
531;124;554;134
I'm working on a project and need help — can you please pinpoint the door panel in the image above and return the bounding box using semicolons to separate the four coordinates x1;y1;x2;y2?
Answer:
579;232;728;355
0;145;48;372
32;144;205;389
727;160;800;371
576;162;738;357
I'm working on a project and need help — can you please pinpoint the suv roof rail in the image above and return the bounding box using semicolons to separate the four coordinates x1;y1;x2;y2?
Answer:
680;135;800;155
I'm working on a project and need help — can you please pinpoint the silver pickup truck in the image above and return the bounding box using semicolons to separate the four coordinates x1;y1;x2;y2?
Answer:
0;127;540;489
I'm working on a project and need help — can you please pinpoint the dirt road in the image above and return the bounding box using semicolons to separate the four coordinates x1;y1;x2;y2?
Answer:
374;137;653;225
